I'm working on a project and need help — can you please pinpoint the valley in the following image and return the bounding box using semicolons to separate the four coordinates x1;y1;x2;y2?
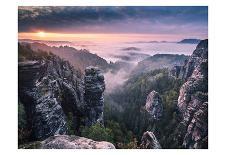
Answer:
18;39;208;149
18;6;208;149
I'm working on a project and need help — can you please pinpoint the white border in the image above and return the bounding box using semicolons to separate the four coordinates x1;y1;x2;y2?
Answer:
1;0;226;155
16;0;209;6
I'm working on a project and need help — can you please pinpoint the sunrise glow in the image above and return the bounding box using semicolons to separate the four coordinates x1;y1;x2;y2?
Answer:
37;31;46;38
19;6;208;42
18;32;187;43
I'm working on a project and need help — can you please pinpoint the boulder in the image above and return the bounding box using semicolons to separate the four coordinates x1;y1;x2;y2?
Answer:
20;135;115;149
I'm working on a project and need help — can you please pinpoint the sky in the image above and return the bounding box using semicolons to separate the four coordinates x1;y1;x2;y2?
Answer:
18;6;208;42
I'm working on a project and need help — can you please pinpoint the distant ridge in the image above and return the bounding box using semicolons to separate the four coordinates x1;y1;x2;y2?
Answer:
131;54;189;75
177;39;201;44
19;39;74;46
126;41;174;44
20;42;110;72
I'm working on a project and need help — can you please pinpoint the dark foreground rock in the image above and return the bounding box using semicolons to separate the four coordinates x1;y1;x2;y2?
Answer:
20;135;115;149
140;131;161;149
144;90;163;121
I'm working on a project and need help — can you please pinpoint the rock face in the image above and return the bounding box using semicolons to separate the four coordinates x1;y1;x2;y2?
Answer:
173;39;208;148
144;90;163;121
171;39;208;80
20;135;115;149
140;131;161;149
19;55;84;140
19;44;108;146
84;66;105;126
183;102;208;148
19;45;107;147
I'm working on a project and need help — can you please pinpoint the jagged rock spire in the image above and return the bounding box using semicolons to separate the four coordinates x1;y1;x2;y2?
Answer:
84;66;105;126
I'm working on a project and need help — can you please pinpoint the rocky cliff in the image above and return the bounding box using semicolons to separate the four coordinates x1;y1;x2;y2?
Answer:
19;56;84;140
144;90;163;121
141;40;208;149
172;39;208;148
18;44;106;141
171;39;208;80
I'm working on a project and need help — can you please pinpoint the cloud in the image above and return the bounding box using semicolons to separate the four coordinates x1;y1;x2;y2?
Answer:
18;6;208;36
104;68;129;93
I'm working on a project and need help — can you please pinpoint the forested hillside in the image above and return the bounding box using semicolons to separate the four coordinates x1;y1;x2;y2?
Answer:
104;69;184;148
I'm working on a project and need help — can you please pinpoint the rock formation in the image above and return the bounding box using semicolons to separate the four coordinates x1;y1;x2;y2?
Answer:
84;66;105;126
19;55;85;140
171;39;208;80
20;135;115;149
173;39;208;148
140;131;161;149
144;90;163;121
183;102;208;148
18;44;113;149
19;44;107;142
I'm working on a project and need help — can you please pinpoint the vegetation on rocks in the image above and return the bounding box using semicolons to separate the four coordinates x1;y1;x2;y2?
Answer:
104;68;184;148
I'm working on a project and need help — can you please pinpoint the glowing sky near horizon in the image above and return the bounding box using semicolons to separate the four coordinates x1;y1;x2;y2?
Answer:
18;6;208;42
18;32;195;42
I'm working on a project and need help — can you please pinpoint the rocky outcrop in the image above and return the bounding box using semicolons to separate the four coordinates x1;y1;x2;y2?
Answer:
144;90;163;121
19;45;109;148
140;131;161;149
19;44;108;141
173;39;208;149
84;66;105;126
171;39;208;80
20;135;115;149
19;52;84;140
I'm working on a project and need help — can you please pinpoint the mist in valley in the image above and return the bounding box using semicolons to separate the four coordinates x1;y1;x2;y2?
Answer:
19;38;193;94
